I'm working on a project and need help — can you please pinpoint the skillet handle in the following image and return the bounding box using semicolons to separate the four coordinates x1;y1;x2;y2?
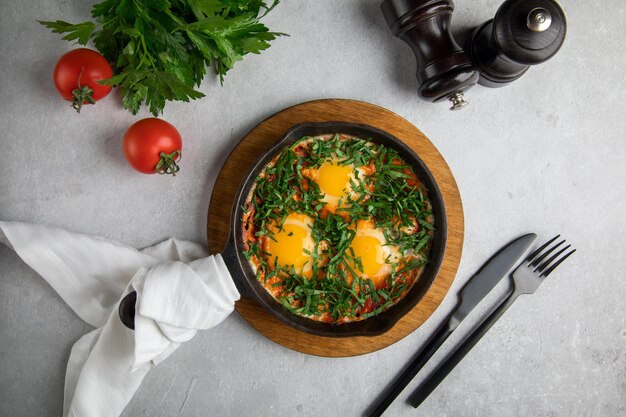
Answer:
119;291;137;330
118;239;249;331
221;237;252;299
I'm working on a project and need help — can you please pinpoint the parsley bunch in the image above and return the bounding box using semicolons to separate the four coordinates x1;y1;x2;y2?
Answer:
40;0;285;115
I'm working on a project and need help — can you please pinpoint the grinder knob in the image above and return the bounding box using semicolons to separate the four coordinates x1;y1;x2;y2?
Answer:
381;0;479;110
467;0;567;87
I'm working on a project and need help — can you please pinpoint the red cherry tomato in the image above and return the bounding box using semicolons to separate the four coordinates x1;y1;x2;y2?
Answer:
123;118;183;176
53;48;113;112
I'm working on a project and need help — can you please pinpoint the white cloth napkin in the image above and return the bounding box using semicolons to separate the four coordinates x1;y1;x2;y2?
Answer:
0;221;240;417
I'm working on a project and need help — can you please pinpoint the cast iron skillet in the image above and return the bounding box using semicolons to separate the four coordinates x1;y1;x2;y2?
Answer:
120;122;447;337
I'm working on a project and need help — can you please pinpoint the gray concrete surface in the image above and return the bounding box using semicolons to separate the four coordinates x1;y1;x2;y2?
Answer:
1;0;625;416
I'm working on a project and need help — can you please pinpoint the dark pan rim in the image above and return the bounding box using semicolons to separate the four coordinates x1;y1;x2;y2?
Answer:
226;122;448;337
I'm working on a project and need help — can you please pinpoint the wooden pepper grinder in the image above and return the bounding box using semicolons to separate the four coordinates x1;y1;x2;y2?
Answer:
466;0;567;87
381;0;479;110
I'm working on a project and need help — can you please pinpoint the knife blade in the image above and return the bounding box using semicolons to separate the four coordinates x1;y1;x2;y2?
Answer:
366;233;537;417
449;233;537;329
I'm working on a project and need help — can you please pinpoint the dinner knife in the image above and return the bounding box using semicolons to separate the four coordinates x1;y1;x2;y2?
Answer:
366;233;537;417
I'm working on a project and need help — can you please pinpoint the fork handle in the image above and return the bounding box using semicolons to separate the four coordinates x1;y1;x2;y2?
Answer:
408;291;521;408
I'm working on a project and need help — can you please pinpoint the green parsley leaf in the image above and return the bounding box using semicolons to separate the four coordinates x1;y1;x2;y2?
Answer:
38;20;96;45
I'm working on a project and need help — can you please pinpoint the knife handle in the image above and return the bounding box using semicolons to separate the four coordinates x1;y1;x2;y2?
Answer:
408;291;519;408
366;313;456;417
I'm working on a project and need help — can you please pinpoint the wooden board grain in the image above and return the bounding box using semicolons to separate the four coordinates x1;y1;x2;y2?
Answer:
207;99;463;357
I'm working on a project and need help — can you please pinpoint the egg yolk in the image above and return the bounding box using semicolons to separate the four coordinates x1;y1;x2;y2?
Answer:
317;162;353;197
348;235;384;276
267;223;311;271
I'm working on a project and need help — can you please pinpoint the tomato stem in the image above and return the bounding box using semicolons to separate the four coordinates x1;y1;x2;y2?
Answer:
71;86;96;112
155;150;182;176
71;68;95;113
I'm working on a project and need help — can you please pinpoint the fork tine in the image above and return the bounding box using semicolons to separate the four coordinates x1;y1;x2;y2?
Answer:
541;249;576;277
535;244;571;273
526;235;560;263
530;238;565;267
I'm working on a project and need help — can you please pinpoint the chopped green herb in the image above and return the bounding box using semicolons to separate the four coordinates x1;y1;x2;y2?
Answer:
241;134;434;323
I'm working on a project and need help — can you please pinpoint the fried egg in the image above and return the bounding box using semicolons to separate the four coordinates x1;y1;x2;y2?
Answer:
262;212;316;278
303;160;365;213
346;219;401;288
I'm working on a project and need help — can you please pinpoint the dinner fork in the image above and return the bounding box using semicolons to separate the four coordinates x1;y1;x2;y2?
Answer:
408;235;576;408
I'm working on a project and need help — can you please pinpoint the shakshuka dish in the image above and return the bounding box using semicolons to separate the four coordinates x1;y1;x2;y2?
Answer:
241;133;434;323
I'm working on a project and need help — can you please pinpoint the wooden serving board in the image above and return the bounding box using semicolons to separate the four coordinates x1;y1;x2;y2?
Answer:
207;99;463;357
